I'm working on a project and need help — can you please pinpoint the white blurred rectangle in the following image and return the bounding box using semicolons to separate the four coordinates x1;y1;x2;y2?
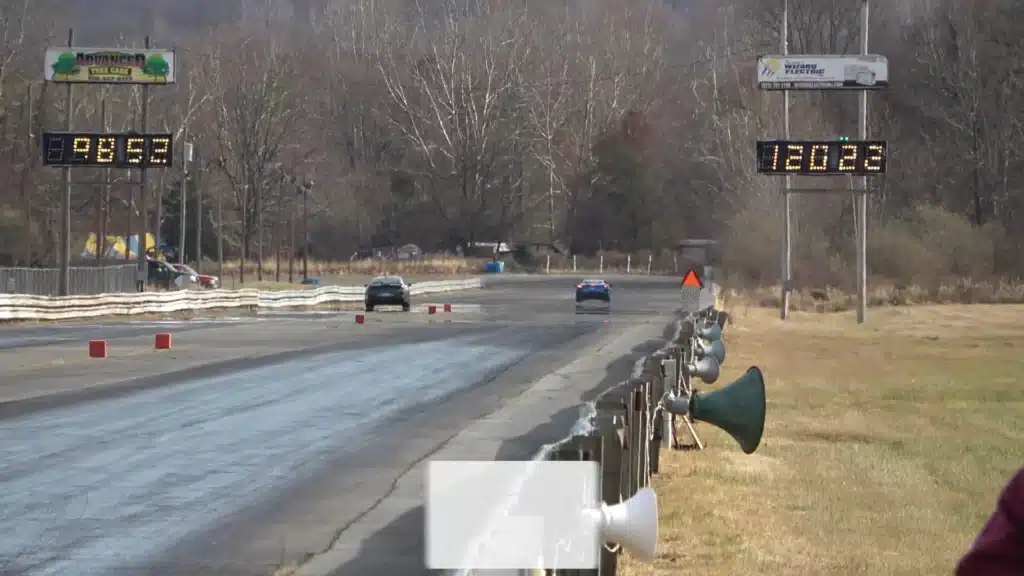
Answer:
426;460;600;569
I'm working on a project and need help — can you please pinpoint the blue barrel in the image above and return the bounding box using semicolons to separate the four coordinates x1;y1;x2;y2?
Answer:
300;277;321;285
483;261;505;274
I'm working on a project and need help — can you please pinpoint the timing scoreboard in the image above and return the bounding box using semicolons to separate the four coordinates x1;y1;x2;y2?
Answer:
756;140;886;175
42;132;173;168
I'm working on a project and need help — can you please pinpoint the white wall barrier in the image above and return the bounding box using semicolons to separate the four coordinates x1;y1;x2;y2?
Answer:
0;278;483;321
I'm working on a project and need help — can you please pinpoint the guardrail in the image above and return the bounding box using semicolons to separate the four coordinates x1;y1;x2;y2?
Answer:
452;283;765;575
0;279;482;321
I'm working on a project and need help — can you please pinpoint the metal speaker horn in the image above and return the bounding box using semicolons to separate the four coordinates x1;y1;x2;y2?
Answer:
584;487;658;562
685;355;720;384
689;366;766;454
696;321;722;341
695;337;726;365
716;311;729;329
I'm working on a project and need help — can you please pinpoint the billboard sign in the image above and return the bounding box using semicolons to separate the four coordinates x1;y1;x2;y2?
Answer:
757;54;888;90
45;47;175;84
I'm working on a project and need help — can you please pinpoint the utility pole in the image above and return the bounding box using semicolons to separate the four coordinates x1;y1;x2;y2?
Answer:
240;183;248;285
856;0;869;324
217;179;224;282
257;186;264;281
195;147;202;274
95;95;106;266
136;35;151;292
101;94;110;265
59;28;74;296
181;140;191;265
289;198;296;283
276;175;284;282
781;0;792;320
301;179;312;282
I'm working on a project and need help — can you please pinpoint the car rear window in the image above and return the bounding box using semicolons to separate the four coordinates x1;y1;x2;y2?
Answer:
371;277;403;286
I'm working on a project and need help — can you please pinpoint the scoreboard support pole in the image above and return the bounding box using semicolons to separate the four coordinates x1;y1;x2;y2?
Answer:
856;0;869;323
781;0;792;320
59;28;74;296
774;0;872;324
136;36;152;292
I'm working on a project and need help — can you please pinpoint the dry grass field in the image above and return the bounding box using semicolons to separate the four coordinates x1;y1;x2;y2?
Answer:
619;302;1024;576
205;251;682;286
215;257;487;279
209;257;485;290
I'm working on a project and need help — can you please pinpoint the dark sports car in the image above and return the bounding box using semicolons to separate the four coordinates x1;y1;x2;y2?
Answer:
364;275;412;312
576;278;611;304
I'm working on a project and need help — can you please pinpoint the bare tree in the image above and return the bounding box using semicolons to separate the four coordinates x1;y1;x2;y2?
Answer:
518;4;574;243
375;0;532;247
201;26;305;282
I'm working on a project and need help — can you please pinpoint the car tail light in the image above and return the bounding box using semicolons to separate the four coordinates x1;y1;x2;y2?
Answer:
577;284;583;289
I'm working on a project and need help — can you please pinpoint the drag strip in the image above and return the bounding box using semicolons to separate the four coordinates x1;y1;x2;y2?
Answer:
0;322;502;420
0;275;685;575
0;327;541;575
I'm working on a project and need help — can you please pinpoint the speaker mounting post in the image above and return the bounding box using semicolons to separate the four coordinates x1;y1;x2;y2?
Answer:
675;408;705;452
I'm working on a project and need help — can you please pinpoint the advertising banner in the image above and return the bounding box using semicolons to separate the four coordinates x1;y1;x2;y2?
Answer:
45;47;175;84
757;54;888;90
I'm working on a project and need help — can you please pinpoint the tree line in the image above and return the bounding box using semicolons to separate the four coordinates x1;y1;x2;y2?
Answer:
0;0;1020;287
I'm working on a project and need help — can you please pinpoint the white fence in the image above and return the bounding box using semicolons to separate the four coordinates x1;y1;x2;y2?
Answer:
0;279;482;321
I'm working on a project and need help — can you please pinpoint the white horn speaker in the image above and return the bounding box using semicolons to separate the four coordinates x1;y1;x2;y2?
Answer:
584;487;659;562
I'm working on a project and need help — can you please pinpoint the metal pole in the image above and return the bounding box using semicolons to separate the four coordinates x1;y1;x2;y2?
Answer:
302;183;309;282
137;36;151;291
240;183;247;284
217;182;224;281
59;28;73;296
276;176;284;282
22;82;34;265
95;96;106;266
257;189;263;281
856;0;869;323
781;0;792;320
125;106;136;262
101;94;110;265
195;149;202;273
180;137;188;265
289;202;295;283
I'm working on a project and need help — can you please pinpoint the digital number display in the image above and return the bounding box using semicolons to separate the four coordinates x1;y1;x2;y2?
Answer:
42;132;173;168
756;140;886;175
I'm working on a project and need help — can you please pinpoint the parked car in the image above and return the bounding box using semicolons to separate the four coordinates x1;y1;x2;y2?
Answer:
364;275;412;312
172;263;219;289
146;257;193;289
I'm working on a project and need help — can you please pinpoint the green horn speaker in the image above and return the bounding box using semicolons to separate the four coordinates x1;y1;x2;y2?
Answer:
689;366;765;454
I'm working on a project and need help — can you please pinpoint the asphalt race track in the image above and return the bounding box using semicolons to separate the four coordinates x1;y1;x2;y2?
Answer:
0;275;683;575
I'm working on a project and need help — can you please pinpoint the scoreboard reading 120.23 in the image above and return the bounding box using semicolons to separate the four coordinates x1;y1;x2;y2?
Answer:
42;132;173;169
756;140;886;175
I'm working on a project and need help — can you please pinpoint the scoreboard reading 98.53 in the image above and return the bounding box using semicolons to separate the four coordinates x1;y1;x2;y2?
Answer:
42;132;173;168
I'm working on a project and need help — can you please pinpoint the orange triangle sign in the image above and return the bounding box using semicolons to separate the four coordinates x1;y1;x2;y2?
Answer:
682;269;703;288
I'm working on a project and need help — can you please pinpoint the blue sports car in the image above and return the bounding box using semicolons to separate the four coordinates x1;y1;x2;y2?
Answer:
576;278;612;305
